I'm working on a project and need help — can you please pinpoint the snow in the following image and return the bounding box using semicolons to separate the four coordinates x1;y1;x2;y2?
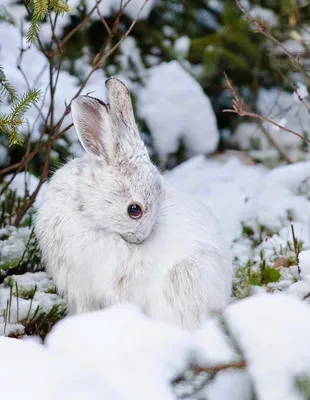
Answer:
46;304;193;400
0;226;31;264
293;83;309;103
258;88;309;148
122;0;156;21
235;88;310;155
2;293;310;399
0;336;120;400
299;250;310;280
249;6;278;27
0;144;7;165
0;271;65;336
195;293;310;399
138;61;220;164
225;294;310;399
274;28;310;56
3;171;47;208
205;371;253;400
174;36;191;57
165;154;267;243
242;161;310;232
166;156;310;301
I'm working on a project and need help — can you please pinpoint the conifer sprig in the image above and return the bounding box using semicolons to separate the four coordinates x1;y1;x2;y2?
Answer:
0;89;41;145
26;0;69;42
0;66;17;102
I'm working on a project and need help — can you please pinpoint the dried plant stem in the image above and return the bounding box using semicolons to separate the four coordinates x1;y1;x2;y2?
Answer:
191;360;246;376
224;105;310;146
235;0;310;82
173;360;246;384
289;219;301;273
223;72;305;161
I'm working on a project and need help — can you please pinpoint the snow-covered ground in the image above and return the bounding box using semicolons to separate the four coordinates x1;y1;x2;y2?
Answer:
2;155;310;335
1;294;310;399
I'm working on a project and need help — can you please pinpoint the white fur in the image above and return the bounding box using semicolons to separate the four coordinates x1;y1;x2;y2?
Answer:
35;78;232;330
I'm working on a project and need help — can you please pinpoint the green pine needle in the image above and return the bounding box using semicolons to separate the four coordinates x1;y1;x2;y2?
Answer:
0;89;41;146
27;0;70;42
26;18;41;43
33;0;49;21
50;0;69;15
0;65;17;101
9;89;41;122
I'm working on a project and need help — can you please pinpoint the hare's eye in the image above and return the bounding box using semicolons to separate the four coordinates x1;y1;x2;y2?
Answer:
127;203;143;219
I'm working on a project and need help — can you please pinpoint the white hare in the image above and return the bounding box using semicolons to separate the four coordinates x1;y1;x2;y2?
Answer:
35;77;232;330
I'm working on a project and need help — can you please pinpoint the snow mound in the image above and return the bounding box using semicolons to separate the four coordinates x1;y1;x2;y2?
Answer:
165;154;267;243
2;294;310;399
138;61;219;164
0;336;120;400
299;250;310;280
196;293;310;399
46;304;193;400
243;161;310;232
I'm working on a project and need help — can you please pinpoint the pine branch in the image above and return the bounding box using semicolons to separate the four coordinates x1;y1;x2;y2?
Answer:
0;89;41;145
9;89;41;122
0;116;23;146
26;0;69;42
50;0;69;15
33;0;48;21
26;18;41;43
0;65;17;101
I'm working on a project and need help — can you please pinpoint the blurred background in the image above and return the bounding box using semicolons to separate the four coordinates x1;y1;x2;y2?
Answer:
1;0;310;175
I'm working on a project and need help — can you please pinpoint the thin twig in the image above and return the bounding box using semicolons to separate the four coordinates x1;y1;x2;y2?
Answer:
223;72;310;145
54;1;102;54
235;0;310;81
173;360;246;384
96;2;111;35
192;360;246;376
292;83;310;114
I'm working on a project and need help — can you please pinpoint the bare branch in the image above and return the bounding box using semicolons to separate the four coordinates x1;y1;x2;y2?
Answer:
55;1;102;54
223;72;310;148
235;0;310;82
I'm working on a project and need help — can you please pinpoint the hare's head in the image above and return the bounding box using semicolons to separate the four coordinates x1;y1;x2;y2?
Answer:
71;78;162;244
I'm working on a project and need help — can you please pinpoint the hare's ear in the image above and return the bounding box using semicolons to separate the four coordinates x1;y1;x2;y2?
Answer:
105;78;140;142
71;96;116;163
